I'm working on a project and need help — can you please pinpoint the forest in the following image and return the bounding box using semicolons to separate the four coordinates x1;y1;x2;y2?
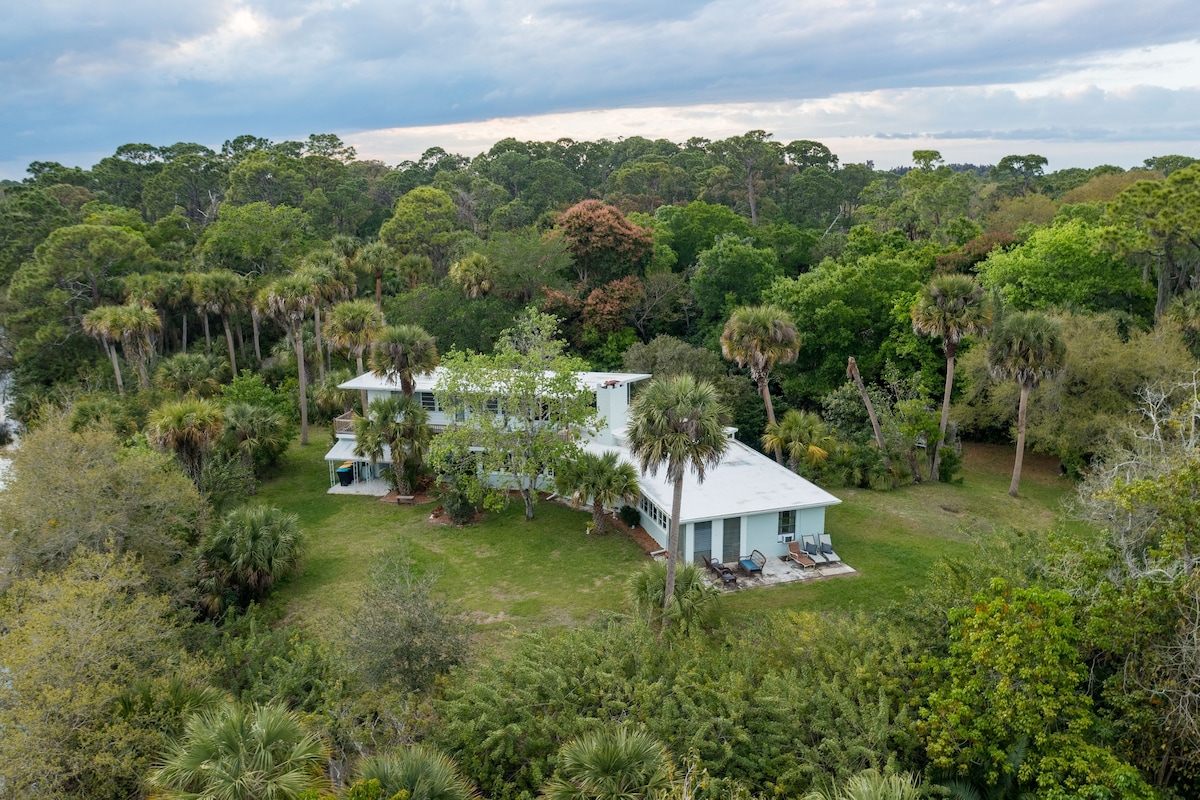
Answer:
1;130;1200;800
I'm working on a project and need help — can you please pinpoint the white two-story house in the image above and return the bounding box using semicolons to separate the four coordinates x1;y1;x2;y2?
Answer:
327;369;840;565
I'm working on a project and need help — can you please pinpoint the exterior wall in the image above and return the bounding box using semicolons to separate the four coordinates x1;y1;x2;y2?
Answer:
744;512;787;558
593;384;630;445
798;507;826;545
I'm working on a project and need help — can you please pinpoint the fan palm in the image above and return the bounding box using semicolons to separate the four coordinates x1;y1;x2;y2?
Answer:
355;745;479;800
358;239;397;313
720;305;799;463
82;304;126;394
626;375;729;609
761;409;837;475
156;352;225;398
449;252;495;298
199;505;304;614
354;394;432;494
326;298;384;413
222;401;290;478
115;301;162;389
985;311;1066;497
627;561;721;636
265;273;315;444
369;324;440;396
297;252;351;381
802;769;924;800
556;450;640;534
193;269;247;375
911;273;991;480
148;398;224;485
541;727;673;800
148;701;328;800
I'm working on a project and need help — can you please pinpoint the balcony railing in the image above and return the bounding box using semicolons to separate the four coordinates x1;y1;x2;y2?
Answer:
333;411;355;435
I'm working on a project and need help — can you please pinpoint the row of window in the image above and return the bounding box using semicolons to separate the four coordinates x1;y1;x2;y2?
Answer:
418;392;501;415
638;496;670;531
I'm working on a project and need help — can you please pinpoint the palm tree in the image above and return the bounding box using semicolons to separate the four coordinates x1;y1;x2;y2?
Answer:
297;252;351;381
199;505;304;614
148;398;224;485
627;561;721;636
449;252;495;298
355;746;479;800
626;375;729;609
369;324;441;396
194;269;247;375
802;769;924;800
846;357;892;477
720;305;799;463
1166;287;1200;356
114;301;162;389
985;311;1066;497
265;273;315;445
148;701;328;800
555;450;640;535
911;273;991;480
358;239;396;313
156;352;225;397
541;727;673;800
82;304;126;395
761;409;836;475
222;401;290;479
326;298;384;413
353;394;432;495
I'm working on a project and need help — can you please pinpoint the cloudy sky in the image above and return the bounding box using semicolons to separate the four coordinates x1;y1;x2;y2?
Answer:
2;0;1198;179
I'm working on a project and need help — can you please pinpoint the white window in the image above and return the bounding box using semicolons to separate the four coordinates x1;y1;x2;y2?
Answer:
419;392;438;412
778;509;797;543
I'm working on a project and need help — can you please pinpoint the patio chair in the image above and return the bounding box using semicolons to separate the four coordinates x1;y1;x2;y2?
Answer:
818;534;842;564
802;537;830;565
706;557;738;587
787;541;817;569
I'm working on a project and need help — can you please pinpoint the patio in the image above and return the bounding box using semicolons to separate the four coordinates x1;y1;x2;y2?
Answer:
326;477;391;496
703;552;857;589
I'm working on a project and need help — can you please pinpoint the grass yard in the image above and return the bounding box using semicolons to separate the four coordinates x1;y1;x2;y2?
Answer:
259;441;647;644
260;438;1080;643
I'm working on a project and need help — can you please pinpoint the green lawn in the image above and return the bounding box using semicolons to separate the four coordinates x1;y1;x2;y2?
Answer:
261;439;1079;641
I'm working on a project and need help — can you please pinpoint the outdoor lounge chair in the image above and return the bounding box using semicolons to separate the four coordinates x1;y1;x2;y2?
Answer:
705;557;738;587
818;534;842;564
802;538;830;565
739;549;766;576
787;541;817;569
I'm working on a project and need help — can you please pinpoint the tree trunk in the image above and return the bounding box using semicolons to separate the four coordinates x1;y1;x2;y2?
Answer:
592;500;606;534
847;357;892;480
106;342;125;395
313;305;325;382
664;475;684;611
202;313;211;354
1010;385;1029;497
293;326;309;445
222;314;238;375
251;309;262;364
746;174;758;226
760;376;783;464
357;353;369;416
375;273;383;314
181;312;188;354
930;351;956;482
521;487;536;520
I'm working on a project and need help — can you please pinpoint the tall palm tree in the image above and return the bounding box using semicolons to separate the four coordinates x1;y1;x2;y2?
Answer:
555;450;640;535
148;701;328;800
297;252;351;381
626;375;729;609
369;324;440;396
449;252;495;298
265;273;315;444
353;394;431;494
985;311;1066;497
847;356;892;477
114;301;162;390
911;273;991;480
199;505;304;614
81;304;126;395
761;409;836;475
720;305;799;463
627;561;721;636
326;298;384;413
194;269;247;375
156;352;224;397
358;239;396;313
148;398;224;485
541;727;672;800
355;745;479;800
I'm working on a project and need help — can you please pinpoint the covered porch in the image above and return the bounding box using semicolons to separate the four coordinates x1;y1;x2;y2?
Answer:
323;438;392;496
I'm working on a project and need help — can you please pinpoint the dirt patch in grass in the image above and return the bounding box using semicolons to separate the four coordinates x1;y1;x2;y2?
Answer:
962;442;1063;482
